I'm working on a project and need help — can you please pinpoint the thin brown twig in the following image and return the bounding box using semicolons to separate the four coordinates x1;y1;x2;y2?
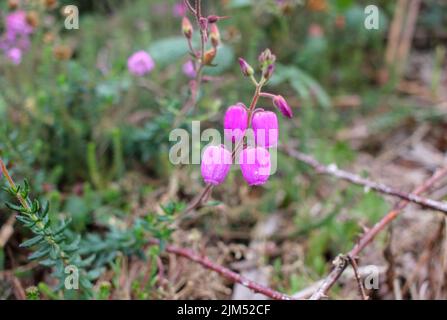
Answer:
0;159;29;210
183;0;196;15
385;0;407;67
174;0;208;125
309;165;447;300
0;214;16;248
347;255;369;300
401;218;445;297
183;183;212;214
283;147;447;214
396;0;421;76
147;238;294;300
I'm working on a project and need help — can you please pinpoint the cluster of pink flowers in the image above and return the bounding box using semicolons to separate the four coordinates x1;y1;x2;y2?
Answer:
201;50;293;186
0;10;34;65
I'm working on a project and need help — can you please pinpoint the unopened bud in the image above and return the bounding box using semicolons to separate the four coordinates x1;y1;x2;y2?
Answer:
26;11;40;28
207;15;219;24
182;17;193;39
238;58;254;77
258;49;276;69
44;0;58;9
273;95;293;118
263;64;275;81
203;48;217;65
8;0;19;10
53;45;73;61
207;15;230;24
210;24;220;48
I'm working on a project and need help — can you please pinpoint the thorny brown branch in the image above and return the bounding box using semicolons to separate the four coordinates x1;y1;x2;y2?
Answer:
147;238;294;300
309;164;447;300
283;146;447;214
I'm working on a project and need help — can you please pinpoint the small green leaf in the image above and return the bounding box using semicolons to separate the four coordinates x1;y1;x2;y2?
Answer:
20;235;44;248
28;246;51;260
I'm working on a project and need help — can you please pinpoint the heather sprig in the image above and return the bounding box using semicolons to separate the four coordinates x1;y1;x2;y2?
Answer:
0;158;95;295
1;157;180;297
188;49;294;212
204;49;293;186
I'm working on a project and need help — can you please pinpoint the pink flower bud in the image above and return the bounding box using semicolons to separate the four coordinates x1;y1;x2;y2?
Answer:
207;15;229;24
238;58;254;77
273;95;293;118
224;103;248;142
127;51;155;76
239;147;271;186
252;111;278;148
258;49;276;68
201;145;232;185
210;23;220;48
182;16;193;39
262;64;275;81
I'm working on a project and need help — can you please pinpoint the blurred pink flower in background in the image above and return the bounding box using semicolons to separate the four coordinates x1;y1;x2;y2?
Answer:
173;2;187;17
1;11;34;65
182;60;196;78
308;23;324;38
6;48;22;65
127;51;155;76
6;11;33;39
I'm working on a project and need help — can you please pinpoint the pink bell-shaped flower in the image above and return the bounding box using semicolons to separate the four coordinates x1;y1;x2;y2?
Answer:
252;110;278;148
239;147;271;186
201;145;232;185
224;103;248;142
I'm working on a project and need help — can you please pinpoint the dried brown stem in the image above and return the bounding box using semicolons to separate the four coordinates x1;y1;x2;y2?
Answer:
347;255;369;300
309;165;447;300
148;238;294;300
0;158;29;210
175;0;208;124
283;147;447;214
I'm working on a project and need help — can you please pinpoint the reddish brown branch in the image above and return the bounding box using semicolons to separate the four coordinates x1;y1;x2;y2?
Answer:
309;165;447;300
148;238;294;300
283;147;447;214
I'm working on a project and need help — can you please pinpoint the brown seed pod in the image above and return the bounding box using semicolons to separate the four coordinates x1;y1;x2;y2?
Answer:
26;11;40;28
53;45;73;61
307;0;327;12
8;0;20;10
43;0;58;10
